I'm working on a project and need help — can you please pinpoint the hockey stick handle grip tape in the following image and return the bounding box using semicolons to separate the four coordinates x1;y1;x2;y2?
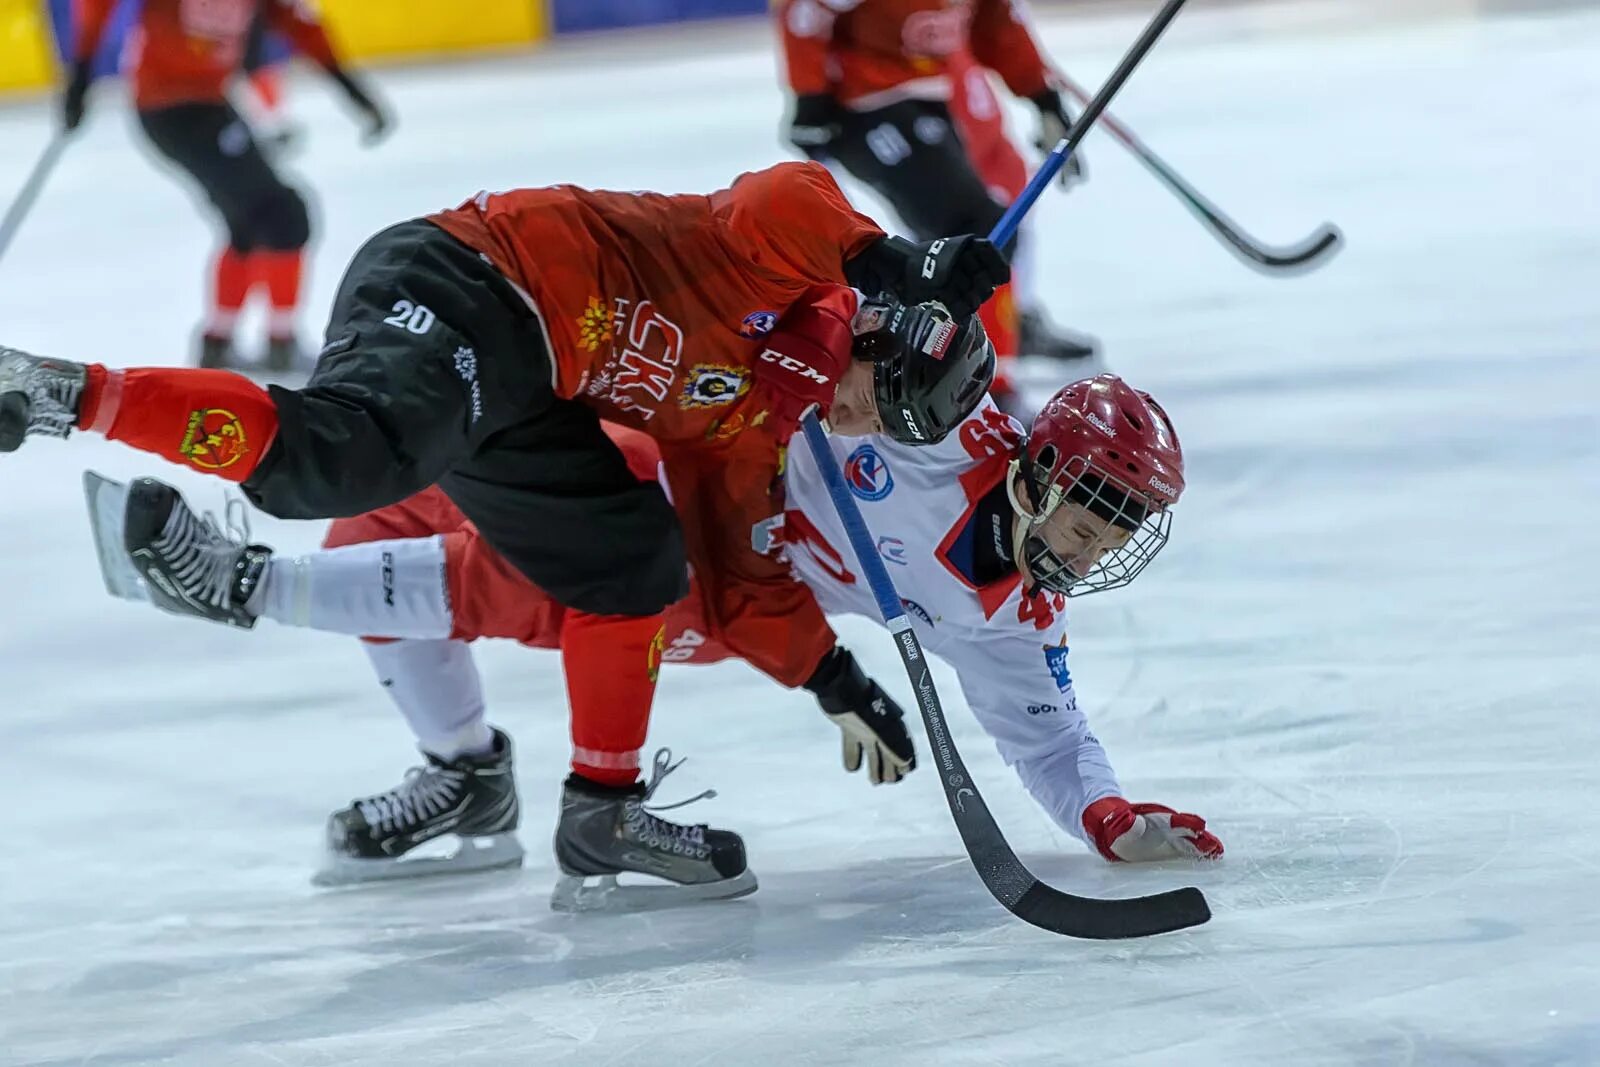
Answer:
989;0;1189;250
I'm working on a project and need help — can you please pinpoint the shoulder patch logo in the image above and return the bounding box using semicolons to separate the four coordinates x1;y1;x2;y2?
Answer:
845;444;894;502
740;310;779;338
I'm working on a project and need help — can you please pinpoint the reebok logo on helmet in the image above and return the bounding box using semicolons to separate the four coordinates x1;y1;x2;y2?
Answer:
1149;475;1178;496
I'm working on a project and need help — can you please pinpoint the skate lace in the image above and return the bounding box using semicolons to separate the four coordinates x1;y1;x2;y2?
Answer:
356;764;469;835
623;748;717;859
151;495;253;609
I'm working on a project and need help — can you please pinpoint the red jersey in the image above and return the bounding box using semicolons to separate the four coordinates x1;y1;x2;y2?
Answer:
777;0;1051;109
430;162;884;448
74;0;339;110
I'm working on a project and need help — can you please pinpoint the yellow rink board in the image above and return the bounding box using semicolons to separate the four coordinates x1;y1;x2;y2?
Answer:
0;0;546;96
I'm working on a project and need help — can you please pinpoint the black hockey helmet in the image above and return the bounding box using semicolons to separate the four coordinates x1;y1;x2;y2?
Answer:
859;299;995;445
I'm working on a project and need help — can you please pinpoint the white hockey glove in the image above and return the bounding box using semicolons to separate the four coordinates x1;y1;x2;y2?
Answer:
804;646;916;785
1083;797;1223;862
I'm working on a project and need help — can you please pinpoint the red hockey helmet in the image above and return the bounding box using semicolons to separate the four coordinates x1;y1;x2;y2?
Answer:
1007;374;1184;597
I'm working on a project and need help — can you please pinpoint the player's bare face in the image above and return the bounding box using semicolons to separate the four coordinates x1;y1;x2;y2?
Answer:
825;360;884;436
1014;486;1134;583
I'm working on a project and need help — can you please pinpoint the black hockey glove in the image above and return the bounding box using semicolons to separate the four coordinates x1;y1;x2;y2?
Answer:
843;235;1010;322
786;93;842;161
805;646;916;785
331;70;392;146
1029;88;1086;189
61;60;92;133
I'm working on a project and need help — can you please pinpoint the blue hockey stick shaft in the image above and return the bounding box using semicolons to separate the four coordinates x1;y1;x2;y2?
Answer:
989;0;1188;249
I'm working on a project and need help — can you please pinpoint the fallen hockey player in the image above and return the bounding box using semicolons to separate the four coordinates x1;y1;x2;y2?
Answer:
86;373;1221;910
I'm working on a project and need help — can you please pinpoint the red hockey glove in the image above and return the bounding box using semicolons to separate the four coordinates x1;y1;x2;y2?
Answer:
1083;797;1223;862
749;290;855;439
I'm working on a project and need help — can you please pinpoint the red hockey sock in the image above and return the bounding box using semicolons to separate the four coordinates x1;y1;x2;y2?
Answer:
562;610;665;787
77;366;279;483
206;247;254;338
255;249;304;339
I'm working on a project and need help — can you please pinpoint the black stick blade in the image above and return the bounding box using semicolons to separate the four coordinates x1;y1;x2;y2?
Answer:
1227;221;1344;275
1013;881;1211;940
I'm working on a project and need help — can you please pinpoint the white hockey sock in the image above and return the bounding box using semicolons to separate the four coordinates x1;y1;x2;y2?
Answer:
257;536;452;639
363;638;495;761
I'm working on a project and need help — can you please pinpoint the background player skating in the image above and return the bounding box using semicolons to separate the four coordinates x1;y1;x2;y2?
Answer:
62;0;390;371
776;0;1098;416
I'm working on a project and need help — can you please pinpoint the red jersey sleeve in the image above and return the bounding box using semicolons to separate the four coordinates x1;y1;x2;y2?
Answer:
662;437;837;688
969;0;1052;99
72;0;120;63
712;162;885;288
775;0;837;96
265;0;341;70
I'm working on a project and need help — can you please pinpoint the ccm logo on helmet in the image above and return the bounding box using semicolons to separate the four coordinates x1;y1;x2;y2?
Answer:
921;238;946;280
899;408;925;442
760;348;830;385
1149;475;1178;496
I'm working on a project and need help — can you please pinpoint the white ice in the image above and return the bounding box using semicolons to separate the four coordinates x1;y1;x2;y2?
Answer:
2;1;1599;1063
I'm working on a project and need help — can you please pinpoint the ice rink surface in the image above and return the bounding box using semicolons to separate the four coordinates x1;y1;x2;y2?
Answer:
2;1;1599;1063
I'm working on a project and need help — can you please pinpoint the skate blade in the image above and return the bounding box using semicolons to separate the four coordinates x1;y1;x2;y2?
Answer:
549;868;758;914
311;832;525;888
82;471;150;603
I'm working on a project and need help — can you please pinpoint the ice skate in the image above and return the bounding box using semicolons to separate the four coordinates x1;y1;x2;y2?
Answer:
264;335;303;373
0;348;85;453
550;748;756;913
313;728;524;887
198;333;235;369
122;477;271;629
1017;309;1100;365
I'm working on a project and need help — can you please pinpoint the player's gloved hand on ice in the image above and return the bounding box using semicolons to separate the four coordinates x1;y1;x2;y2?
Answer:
787;93;842;161
1029;88;1086;189
899;235;1010;321
61;61;92;132
748;286;856;438
332;70;392;146
1083;797;1223;862
805;646;916;785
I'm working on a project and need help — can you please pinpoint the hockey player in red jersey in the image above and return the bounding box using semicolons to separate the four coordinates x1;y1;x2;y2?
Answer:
62;0;390;370
775;0;1099;414
2;161;1005;904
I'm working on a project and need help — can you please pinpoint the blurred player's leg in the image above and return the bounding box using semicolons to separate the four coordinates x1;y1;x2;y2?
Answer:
828;99;1028;416
137;102;312;369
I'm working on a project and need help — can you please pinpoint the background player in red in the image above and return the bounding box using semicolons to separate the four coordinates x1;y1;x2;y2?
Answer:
776;0;1097;415
62;0;390;371
0;161;1002;896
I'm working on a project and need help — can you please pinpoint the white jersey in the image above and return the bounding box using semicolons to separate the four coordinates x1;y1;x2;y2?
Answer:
781;399;1122;846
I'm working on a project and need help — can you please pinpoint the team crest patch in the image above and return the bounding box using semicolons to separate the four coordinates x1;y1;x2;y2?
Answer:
681;364;749;408
845;444;894;502
739;310;779;338
179;408;249;470
577;296;615;353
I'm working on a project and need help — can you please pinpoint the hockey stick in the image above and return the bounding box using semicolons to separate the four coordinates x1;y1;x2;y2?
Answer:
794;2;1211;940
0;135;68;264
797;416;1209;939
1052;71;1341;275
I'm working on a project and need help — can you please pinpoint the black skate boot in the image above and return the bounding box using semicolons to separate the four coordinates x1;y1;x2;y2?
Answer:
264;335;301;373
198;333;234;369
122;477;271;629
0;348;86;453
551;748;756;912
1018;308;1100;364
313;728;524;886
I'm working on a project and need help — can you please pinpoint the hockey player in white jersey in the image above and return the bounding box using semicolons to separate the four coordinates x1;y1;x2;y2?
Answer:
86;362;1219;906
783;374;1221;861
